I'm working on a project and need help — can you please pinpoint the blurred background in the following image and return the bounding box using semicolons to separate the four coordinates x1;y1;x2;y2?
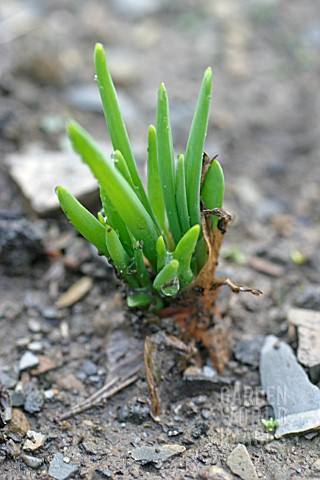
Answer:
0;0;319;252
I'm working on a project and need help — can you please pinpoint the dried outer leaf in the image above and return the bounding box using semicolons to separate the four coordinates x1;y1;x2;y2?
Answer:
194;207;233;290
153;259;180;297
56;276;93;308
184;68;213;228
100;187;133;257
147;125;168;240
175;154;190;235
113;150;135;189
156;83;182;246
68;121;159;270
56;186;109;257
94;43;154;222
105;226;139;288
156;235;170;272
173;224;200;288
201;154;225;232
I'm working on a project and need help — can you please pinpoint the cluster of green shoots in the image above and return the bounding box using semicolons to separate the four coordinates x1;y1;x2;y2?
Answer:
56;43;224;311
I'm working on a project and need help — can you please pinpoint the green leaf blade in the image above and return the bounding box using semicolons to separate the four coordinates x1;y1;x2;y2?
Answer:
156;83;182;246
147;125;167;238
94;43;154;220
173;224;200;287
68;121;159;270
56;186;109;257
100;187;133;257
105;225;138;288
175;154;190;235
184;67;213;227
153;259;180;297
201;158;225;231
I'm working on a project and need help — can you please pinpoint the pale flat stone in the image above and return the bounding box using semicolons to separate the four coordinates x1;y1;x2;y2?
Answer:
288;308;320;367
226;444;258;480
131;444;185;469
5;145;100;216
260;335;320;438
23;430;46;451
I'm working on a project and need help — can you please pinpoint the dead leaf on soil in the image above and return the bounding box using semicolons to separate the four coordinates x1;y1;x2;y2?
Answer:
31;355;57;375
55;276;93;308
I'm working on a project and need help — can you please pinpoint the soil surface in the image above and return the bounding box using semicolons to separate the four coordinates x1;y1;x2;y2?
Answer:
1;0;320;479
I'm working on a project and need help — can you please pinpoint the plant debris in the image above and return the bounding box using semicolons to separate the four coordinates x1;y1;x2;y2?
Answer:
55;276;93;308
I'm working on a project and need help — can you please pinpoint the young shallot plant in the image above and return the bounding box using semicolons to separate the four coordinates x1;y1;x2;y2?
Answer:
57;44;260;321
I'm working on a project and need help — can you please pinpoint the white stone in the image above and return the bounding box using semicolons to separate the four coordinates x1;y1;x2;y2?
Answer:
5;145;100;216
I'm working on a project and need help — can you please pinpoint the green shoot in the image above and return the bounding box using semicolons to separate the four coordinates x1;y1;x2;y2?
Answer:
184;67;213;227
261;417;278;433
56;43;227;310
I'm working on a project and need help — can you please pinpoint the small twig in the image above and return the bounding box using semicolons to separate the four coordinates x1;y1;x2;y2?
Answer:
203;207;232;221
55;373;139;421
213;277;263;296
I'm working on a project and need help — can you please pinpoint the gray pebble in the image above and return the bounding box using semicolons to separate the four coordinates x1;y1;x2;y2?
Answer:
24;390;44;414
21;454;44;469
48;452;79;480
82;359;97;376
19;351;39;371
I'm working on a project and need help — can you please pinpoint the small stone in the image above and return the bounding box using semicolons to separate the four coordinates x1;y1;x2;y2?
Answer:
249;431;274;446
198;465;233;479
131;444;186;468
295;285;320;310
233;336;265;368
7;408;30;437
44;389;56;400
27;319;42;333
21;454;44;469
0;370;17;389
114;0;167;19
117;400;150;425
11;390;25;407
82;359;98;376
313;459;320;470
23;430;46;451
24;389;44;414
6;147;99;217
201;409;211;420
192;422;209;439
227;444;258;480
260;336;320;437
91;467;112;479
19;351;39;371
42;307;61;320
58;373;85;392
82;438;98;455
28;341;43;353
0;218;44;273
15;337;31;348
287;308;320;368
48;452;79;480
